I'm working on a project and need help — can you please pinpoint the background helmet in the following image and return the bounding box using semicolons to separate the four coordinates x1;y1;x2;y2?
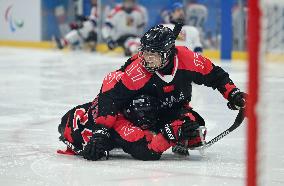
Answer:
170;2;184;13
123;0;136;13
140;25;176;72
123;95;159;130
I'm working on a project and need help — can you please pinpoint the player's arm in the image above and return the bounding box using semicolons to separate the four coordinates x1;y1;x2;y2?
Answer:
82;71;136;161
190;27;203;53
180;47;247;109
95;74;134;128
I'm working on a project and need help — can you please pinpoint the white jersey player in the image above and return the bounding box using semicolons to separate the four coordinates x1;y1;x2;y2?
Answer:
54;0;98;50
102;0;148;56
185;0;208;35
163;2;203;53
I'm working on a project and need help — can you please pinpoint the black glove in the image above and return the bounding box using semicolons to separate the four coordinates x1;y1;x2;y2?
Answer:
228;88;247;110
177;119;200;141
161;119;200;142
172;142;190;156
82;127;110;161
106;38;117;50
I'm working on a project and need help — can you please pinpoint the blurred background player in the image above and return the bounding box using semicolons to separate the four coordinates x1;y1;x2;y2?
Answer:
102;0;148;56
54;0;98;50
163;2;203;53
232;1;247;51
185;0;208;46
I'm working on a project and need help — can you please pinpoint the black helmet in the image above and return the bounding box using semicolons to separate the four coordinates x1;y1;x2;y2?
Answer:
140;25;176;73
123;95;159;130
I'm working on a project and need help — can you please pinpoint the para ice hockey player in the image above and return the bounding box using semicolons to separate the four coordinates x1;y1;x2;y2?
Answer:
59;24;246;161
54;0;98;50
102;0;148;56
163;2;203;53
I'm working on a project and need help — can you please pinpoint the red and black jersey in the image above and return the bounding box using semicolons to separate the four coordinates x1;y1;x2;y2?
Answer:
95;46;236;128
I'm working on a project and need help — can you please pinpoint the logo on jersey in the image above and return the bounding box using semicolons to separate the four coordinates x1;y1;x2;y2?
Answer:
122;126;135;136
126;16;134;26
4;5;24;32
161;91;185;108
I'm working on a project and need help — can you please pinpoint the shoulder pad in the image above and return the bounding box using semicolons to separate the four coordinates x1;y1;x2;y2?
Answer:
108;5;123;18
176;46;213;75
101;70;124;93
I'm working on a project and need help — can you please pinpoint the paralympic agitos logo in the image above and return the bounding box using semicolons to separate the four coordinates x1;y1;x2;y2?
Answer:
4;5;24;32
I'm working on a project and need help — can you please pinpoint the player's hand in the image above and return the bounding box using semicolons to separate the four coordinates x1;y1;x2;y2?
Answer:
106;38;117;50
177;119;200;140
228;88;247;110
161;119;199;142
69;22;80;30
82;127;110;161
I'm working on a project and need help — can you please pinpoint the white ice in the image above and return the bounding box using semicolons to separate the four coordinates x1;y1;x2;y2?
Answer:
0;47;283;186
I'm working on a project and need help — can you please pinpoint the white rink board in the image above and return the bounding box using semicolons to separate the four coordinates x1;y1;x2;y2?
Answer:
0;47;284;186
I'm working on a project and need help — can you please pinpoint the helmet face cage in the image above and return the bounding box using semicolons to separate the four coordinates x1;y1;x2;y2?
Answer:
139;48;173;73
139;25;175;73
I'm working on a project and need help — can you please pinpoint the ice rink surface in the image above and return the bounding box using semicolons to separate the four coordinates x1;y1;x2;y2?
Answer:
0;47;283;186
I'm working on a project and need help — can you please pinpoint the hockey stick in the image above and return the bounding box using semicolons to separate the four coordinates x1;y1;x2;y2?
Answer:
197;109;245;150
59;136;84;155
172;21;184;40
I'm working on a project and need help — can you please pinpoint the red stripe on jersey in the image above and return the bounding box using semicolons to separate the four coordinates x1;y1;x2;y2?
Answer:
223;83;237;99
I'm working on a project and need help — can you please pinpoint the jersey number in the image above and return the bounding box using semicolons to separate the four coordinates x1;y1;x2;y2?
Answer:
81;129;93;147
73;108;89;131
